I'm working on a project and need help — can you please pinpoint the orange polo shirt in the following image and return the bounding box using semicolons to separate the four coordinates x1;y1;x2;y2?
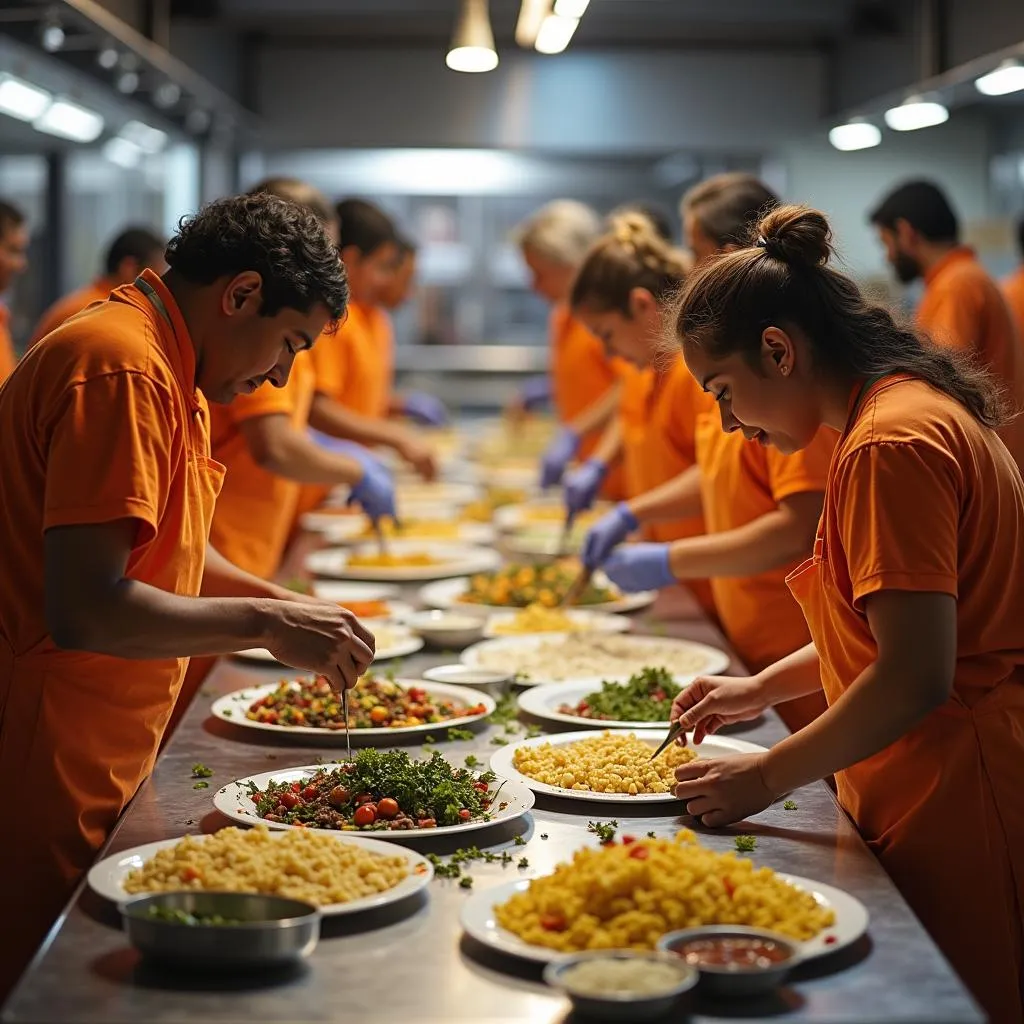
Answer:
0;304;15;384
0;269;223;995
696;414;836;728
209;352;317;579
918;247;1024;469
1001;264;1024;344
30;276;115;346
312;300;389;418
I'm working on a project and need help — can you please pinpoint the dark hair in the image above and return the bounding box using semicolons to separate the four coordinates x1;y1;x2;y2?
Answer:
335;198;397;255
608;201;674;243
249;177;334;227
671;203;1006;427
868;180;959;243
165;193;349;326
681;173;778;249
395;235;418;257
104;226;164;275
0;199;25;238
571;212;690;316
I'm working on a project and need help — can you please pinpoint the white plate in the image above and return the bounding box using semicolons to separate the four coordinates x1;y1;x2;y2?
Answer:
88;831;433;917
460;874;869;964
320;520;496;547
489;729;768;803
518;679;684;729
418;576;656;618
210;679;496;742
232;625;424;666
299;510;367;537
213;766;535;840
493;501;611;533
461;633;731;687
310;581;400;603
306;542;502;582
483;610;631;640
394;481;480;507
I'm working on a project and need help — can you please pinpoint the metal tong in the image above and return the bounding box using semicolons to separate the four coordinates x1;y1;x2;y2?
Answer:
649;719;685;761
341;685;352;764
558;564;593;609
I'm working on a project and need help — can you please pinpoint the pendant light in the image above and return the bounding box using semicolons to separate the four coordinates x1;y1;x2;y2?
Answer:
446;0;499;74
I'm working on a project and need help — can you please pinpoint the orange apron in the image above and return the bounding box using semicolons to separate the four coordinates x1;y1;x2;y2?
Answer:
786;380;1024;1023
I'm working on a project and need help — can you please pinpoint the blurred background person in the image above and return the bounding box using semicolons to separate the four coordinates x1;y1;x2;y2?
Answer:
0;200;29;383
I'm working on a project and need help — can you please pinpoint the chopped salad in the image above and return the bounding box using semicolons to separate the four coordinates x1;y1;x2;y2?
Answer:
556;667;684;722
460;562;616;608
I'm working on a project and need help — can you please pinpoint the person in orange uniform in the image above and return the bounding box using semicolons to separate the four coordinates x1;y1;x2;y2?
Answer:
379;236;417;311
870;179;1024;469
510;200;626;497
0;193;375;999
1003;214;1024;338
0;199;29;382
30;226;165;344
581;175;833;732
668;204;1024;1024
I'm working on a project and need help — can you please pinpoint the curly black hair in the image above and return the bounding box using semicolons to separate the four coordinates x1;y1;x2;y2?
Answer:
165;192;349;326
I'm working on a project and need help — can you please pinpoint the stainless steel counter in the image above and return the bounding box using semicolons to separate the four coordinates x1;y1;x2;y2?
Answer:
3;587;983;1024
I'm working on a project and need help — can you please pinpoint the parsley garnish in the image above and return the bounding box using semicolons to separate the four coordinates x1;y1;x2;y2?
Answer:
192;781;209;790
514;835;527;846
190;763;213;779
464;754;482;769
588;820;619;844
646;831;657;839
490;735;509;746
458;876;473;889
735;835;757;853
783;800;798;811
518;857;529;869
447;727;473;742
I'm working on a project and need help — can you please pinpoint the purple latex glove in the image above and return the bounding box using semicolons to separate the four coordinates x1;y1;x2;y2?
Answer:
602;542;676;593
339;444;396;522
519;375;552;411
307;429;387;468
402;391;448;426
581;502;640;570
540;427;580;489
563;458;608;517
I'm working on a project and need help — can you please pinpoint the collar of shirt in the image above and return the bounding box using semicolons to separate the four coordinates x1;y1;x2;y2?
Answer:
923;245;977;286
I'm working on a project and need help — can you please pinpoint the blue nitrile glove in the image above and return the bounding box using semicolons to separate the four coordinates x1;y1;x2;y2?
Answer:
308;429;386;469
520;375;552;411
402;391;448;426
563;458;607;516
540;427;581;489
581;502;640;570
343;447;396;522
602;543;676;593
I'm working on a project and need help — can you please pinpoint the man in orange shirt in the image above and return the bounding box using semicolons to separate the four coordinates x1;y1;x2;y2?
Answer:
30;225;164;345
870;180;1024;466
1002;214;1024;340
0;192;375;999
0;199;29;383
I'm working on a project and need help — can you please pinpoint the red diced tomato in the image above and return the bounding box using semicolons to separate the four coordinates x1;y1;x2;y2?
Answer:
723;877;736;899
301;785;318;801
473;782;489;793
290;782;302;793
182;867;201;883
621;835;637;845
355;793;374;805
540;914;566;932
459;809;471;821
628;846;649;860
824;935;837;946
417;818;437;828
280;791;300;810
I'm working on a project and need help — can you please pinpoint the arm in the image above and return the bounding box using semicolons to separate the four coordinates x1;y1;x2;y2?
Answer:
200;543;308;604
569;381;623;438
240;414;363;487
628;464;704;523
667;490;822;579
591;415;624;467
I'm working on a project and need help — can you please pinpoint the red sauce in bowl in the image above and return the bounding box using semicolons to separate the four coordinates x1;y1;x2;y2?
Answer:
674;937;792;971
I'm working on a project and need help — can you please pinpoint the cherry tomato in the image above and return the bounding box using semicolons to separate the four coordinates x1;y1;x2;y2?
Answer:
473;782;489;793
301;785;318;801
377;797;400;819
459;809;472;821
353;804;377;827
328;786;351;808
407;687;425;702
280;791;300;810
355;792;374;805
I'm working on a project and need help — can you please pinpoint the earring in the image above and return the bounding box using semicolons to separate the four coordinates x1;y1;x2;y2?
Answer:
781;366;790;377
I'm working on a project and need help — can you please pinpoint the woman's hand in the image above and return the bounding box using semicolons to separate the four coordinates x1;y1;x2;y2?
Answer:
674;752;778;827
670;674;769;744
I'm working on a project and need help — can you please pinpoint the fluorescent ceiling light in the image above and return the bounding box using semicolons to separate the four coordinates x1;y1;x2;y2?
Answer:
119;119;167;153
0;76;52;122
446;0;499;73
884;97;949;131
535;13;579;53
828;121;882;151
102;137;142;169
976;60;1024;96
41;23;65;53
554;0;589;16
97;44;119;70
34;99;104;142
515;0;551;47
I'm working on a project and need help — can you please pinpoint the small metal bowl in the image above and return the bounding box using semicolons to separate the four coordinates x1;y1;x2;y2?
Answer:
657;925;799;997
544;950;698;1021
404;610;484;648
422;663;514;691
119;892;321;970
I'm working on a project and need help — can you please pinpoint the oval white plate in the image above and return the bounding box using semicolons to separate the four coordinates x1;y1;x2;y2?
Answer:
460;874;868;964
88;831;433;917
213;766;535;840
461;634;730;687
232;625;424;666
299;510;367;538
518;679;684;729
493;501;612;533
482;610;631;640
310;581;401;603
306;542;502;582
489;729;768;803
418;576;655;618
211;678;496;742
394;481;481;507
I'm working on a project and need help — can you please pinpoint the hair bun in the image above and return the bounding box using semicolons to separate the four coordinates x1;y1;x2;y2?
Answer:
755;204;832;268
608;211;660;249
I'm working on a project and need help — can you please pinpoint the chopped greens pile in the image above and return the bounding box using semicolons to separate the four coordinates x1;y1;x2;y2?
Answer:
557;667;682;723
145;906;241;926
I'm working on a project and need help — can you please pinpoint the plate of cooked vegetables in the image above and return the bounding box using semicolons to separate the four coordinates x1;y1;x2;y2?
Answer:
517;668;690;728
306;541;502;582
89;826;433;917
483;605;631;638
460;829;868;963
211;675;495;742
233;624;424;666
489;729;767;803
320;517;496;547
214;748;534;840
419;564;655;616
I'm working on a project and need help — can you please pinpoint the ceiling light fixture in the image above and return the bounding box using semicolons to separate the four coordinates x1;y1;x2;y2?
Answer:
40;19;65;53
446;0;498;73
102;136;142;169
0;75;53;122
119;119;167;153
185;107;211;134
116;70;140;94
34;99;104;142
153;81;181;109
884;95;949;131
515;0;551;48
828;120;882;151
97;43;119;69
535;13;579;54
976;60;1024;96
553;0;589;17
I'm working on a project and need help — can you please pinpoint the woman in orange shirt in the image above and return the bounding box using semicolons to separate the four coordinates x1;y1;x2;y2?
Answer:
669;204;1024;1024
0;198;29;383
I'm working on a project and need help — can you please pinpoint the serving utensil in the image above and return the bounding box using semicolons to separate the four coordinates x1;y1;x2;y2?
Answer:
648;719;685;761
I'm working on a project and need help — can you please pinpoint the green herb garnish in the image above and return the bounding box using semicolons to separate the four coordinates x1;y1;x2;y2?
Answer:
514;835;527;846
488;692;519;727
734;835;757;853
517;857;529;869
490;736;509;746
464;754;482;769
588;820;618;845
525;724;542;739
559;667;682;723
459;876;473;889
646;831;657;839
145;906;240;926
783;800;798;811
539;833;549;840
192;781;209;790
190;763;213;779
447;727;473;742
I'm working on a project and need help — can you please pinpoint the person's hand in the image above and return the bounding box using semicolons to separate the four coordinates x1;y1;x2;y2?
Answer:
346;447;396;522
670;674;768;744
397;435;439;482
601;542;675;592
402;391;448;426
540;427;580;489
674;752;777;827
563;458;607;515
264;601;376;691
581;502;639;570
